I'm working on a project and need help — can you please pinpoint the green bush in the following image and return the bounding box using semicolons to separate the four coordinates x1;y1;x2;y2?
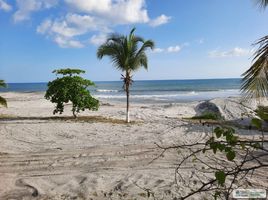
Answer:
45;68;99;118
0;80;7;107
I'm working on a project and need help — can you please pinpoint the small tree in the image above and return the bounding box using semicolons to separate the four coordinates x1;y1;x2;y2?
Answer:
45;68;99;118
0;80;7;107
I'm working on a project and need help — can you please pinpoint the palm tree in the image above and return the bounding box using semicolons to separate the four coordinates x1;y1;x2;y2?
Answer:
0;80;7;107
256;0;268;8
241;0;268;99
97;28;154;122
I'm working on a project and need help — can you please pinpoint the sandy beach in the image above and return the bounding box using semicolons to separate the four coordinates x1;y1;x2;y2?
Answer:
2;0;268;199
0;92;267;200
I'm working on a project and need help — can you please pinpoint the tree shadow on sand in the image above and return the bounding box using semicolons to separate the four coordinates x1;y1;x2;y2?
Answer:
0;115;139;125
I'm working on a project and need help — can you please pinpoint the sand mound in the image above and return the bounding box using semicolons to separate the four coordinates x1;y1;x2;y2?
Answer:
195;97;268;125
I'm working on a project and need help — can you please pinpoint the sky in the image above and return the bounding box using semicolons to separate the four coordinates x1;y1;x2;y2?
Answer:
0;0;268;83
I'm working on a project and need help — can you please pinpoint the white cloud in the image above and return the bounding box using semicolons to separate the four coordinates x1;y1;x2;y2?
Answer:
167;45;181;53
49;14;101;37
36;19;52;33
0;0;12;12
152;48;164;53
152;45;182;53
13;0;58;22
65;0;150;24
181;42;190;47
65;0;111;13
197;38;204;44
37;13;110;48
149;14;171;27
54;36;84;48
90;34;107;46
15;0;170;48
209;47;253;58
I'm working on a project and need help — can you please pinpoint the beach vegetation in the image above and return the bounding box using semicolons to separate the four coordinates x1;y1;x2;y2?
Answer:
156;125;268;199
255;105;268;122
241;0;268;99
45;68;99;118
97;28;154;123
0;80;7;107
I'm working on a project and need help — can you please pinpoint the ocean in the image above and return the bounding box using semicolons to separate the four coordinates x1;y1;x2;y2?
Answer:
0;79;242;103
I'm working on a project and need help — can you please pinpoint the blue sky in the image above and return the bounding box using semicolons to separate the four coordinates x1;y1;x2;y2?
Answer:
0;0;268;83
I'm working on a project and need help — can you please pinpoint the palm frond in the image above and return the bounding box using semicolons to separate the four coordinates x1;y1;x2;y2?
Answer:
241;35;268;99
255;0;268;8
137;52;148;71
107;33;124;44
130;27;136;35
135;40;155;58
130;40;154;71
0;96;7;107
97;28;154;73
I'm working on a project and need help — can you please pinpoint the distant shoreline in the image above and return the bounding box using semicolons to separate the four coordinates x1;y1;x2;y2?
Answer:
0;79;242;103
4;78;241;85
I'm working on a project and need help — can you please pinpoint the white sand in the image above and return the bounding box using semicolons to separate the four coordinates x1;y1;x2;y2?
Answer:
0;92;267;200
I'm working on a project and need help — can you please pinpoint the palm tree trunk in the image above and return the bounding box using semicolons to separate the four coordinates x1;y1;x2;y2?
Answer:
125;72;130;123
126;88;130;123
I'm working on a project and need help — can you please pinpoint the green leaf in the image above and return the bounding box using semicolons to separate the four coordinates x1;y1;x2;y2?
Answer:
251;118;262;129
215;171;226;186
214;191;221;200
53;68;86;76
210;142;218;154
241;143;246;150
228;127;235;134
224;147;232;152
214;127;223;138
192;155;197;162
229;136;238;146
252;142;261;149
226;132;233;142
218;144;225;152
226;150;236;161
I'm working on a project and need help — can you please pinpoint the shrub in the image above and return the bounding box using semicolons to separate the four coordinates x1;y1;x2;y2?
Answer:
45;68;99;118
0;80;7;107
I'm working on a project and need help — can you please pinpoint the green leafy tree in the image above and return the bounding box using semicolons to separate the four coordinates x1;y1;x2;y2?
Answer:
0;80;7;107
45;68;99;118
97;28;154;123
241;0;268;98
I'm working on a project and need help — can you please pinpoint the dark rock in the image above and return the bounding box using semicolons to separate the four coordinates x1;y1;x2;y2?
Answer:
195;101;223;119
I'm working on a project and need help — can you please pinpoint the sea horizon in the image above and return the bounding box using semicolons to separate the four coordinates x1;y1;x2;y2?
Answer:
4;77;241;84
0;78;242;103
